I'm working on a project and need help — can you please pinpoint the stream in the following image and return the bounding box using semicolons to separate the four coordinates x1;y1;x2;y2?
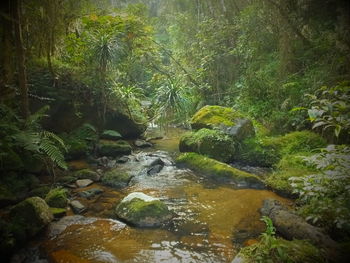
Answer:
19;128;290;263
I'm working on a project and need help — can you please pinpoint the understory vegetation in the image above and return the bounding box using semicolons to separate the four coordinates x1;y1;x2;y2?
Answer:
0;0;349;262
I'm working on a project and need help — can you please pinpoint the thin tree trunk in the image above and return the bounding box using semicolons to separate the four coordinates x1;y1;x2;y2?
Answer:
13;0;29;119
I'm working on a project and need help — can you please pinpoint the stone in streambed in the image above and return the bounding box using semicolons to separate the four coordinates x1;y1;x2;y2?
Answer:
101;169;133;189
134;139;153;148
45;188;68;208
176;152;265;189
75;179;93;188
98;140;132;157
115;192;172;227
70;200;86;214
78;188;103;199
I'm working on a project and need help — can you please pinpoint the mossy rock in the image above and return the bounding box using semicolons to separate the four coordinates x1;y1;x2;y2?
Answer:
63;136;90;160
237;238;326;263
179;128;235;162
115;192;172;227
45;188;68;208
176;152;265;189
101;169;133;189
9;197;53;242
29;185;51;198
98;140;132;157
74;169;99;181
101;130;123;140
191;105;244;130
236;131;326;167
57;175;77;184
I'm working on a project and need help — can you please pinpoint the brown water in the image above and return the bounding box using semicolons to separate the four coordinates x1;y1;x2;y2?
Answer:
41;127;290;263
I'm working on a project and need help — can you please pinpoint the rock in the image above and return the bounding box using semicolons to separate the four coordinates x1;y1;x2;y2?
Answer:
78;188;103;199
45;188;68;208
48;216;97;238
97;156;117;168
75;179;94;188
149;158;165;167
74;169;100;182
117;156;129;163
9;197;53;242
179;128;236;163
176;152;265;189
147;164;163;175
98;140;132;157
49;207;67;218
219;118;255;141
70;200;86;214
101;169;133;189
101;129;123;140
29;185;51;198
260;199;338;250
134;139;153;148
115;192;172;227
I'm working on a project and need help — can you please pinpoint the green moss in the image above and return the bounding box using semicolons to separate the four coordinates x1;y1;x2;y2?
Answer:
179;128;235;162
49;207;67;218
102;169;132;189
265;153;315;195
45;188;68;208
240;238;326;263
101;130;122;140
116;198;170;226
98;139;132;156
190;105;244;130
176;152;264;188
236;131;326;167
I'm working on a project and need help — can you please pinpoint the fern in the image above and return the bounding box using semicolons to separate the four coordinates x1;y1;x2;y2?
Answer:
42;131;68;152
39;138;67;170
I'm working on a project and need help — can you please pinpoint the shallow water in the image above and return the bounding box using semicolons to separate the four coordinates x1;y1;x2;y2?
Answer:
41;128;290;263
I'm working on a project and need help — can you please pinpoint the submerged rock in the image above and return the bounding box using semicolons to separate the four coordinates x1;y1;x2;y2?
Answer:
176;152;265;189
45;188;68;208
98;140;132;157
115;192;172;227
260;199;338;250
78;188;103;199
101;169;133;189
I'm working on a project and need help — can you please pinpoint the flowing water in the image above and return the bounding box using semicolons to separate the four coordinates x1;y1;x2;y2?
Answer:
35;127;290;263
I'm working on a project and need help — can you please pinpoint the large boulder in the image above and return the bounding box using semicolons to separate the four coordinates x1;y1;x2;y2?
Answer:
176;153;265;189
101;169;133;189
115;192;172;227
260;199;337;250
98;140;132;157
45;188;68;208
9;197;53;242
190;106;255;140
179;128;235;162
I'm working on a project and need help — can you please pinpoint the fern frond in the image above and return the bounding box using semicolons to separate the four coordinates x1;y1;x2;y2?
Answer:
41;131;68;152
39;138;67;170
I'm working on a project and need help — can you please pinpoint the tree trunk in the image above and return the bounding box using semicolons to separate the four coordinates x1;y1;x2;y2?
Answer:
13;0;29;119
